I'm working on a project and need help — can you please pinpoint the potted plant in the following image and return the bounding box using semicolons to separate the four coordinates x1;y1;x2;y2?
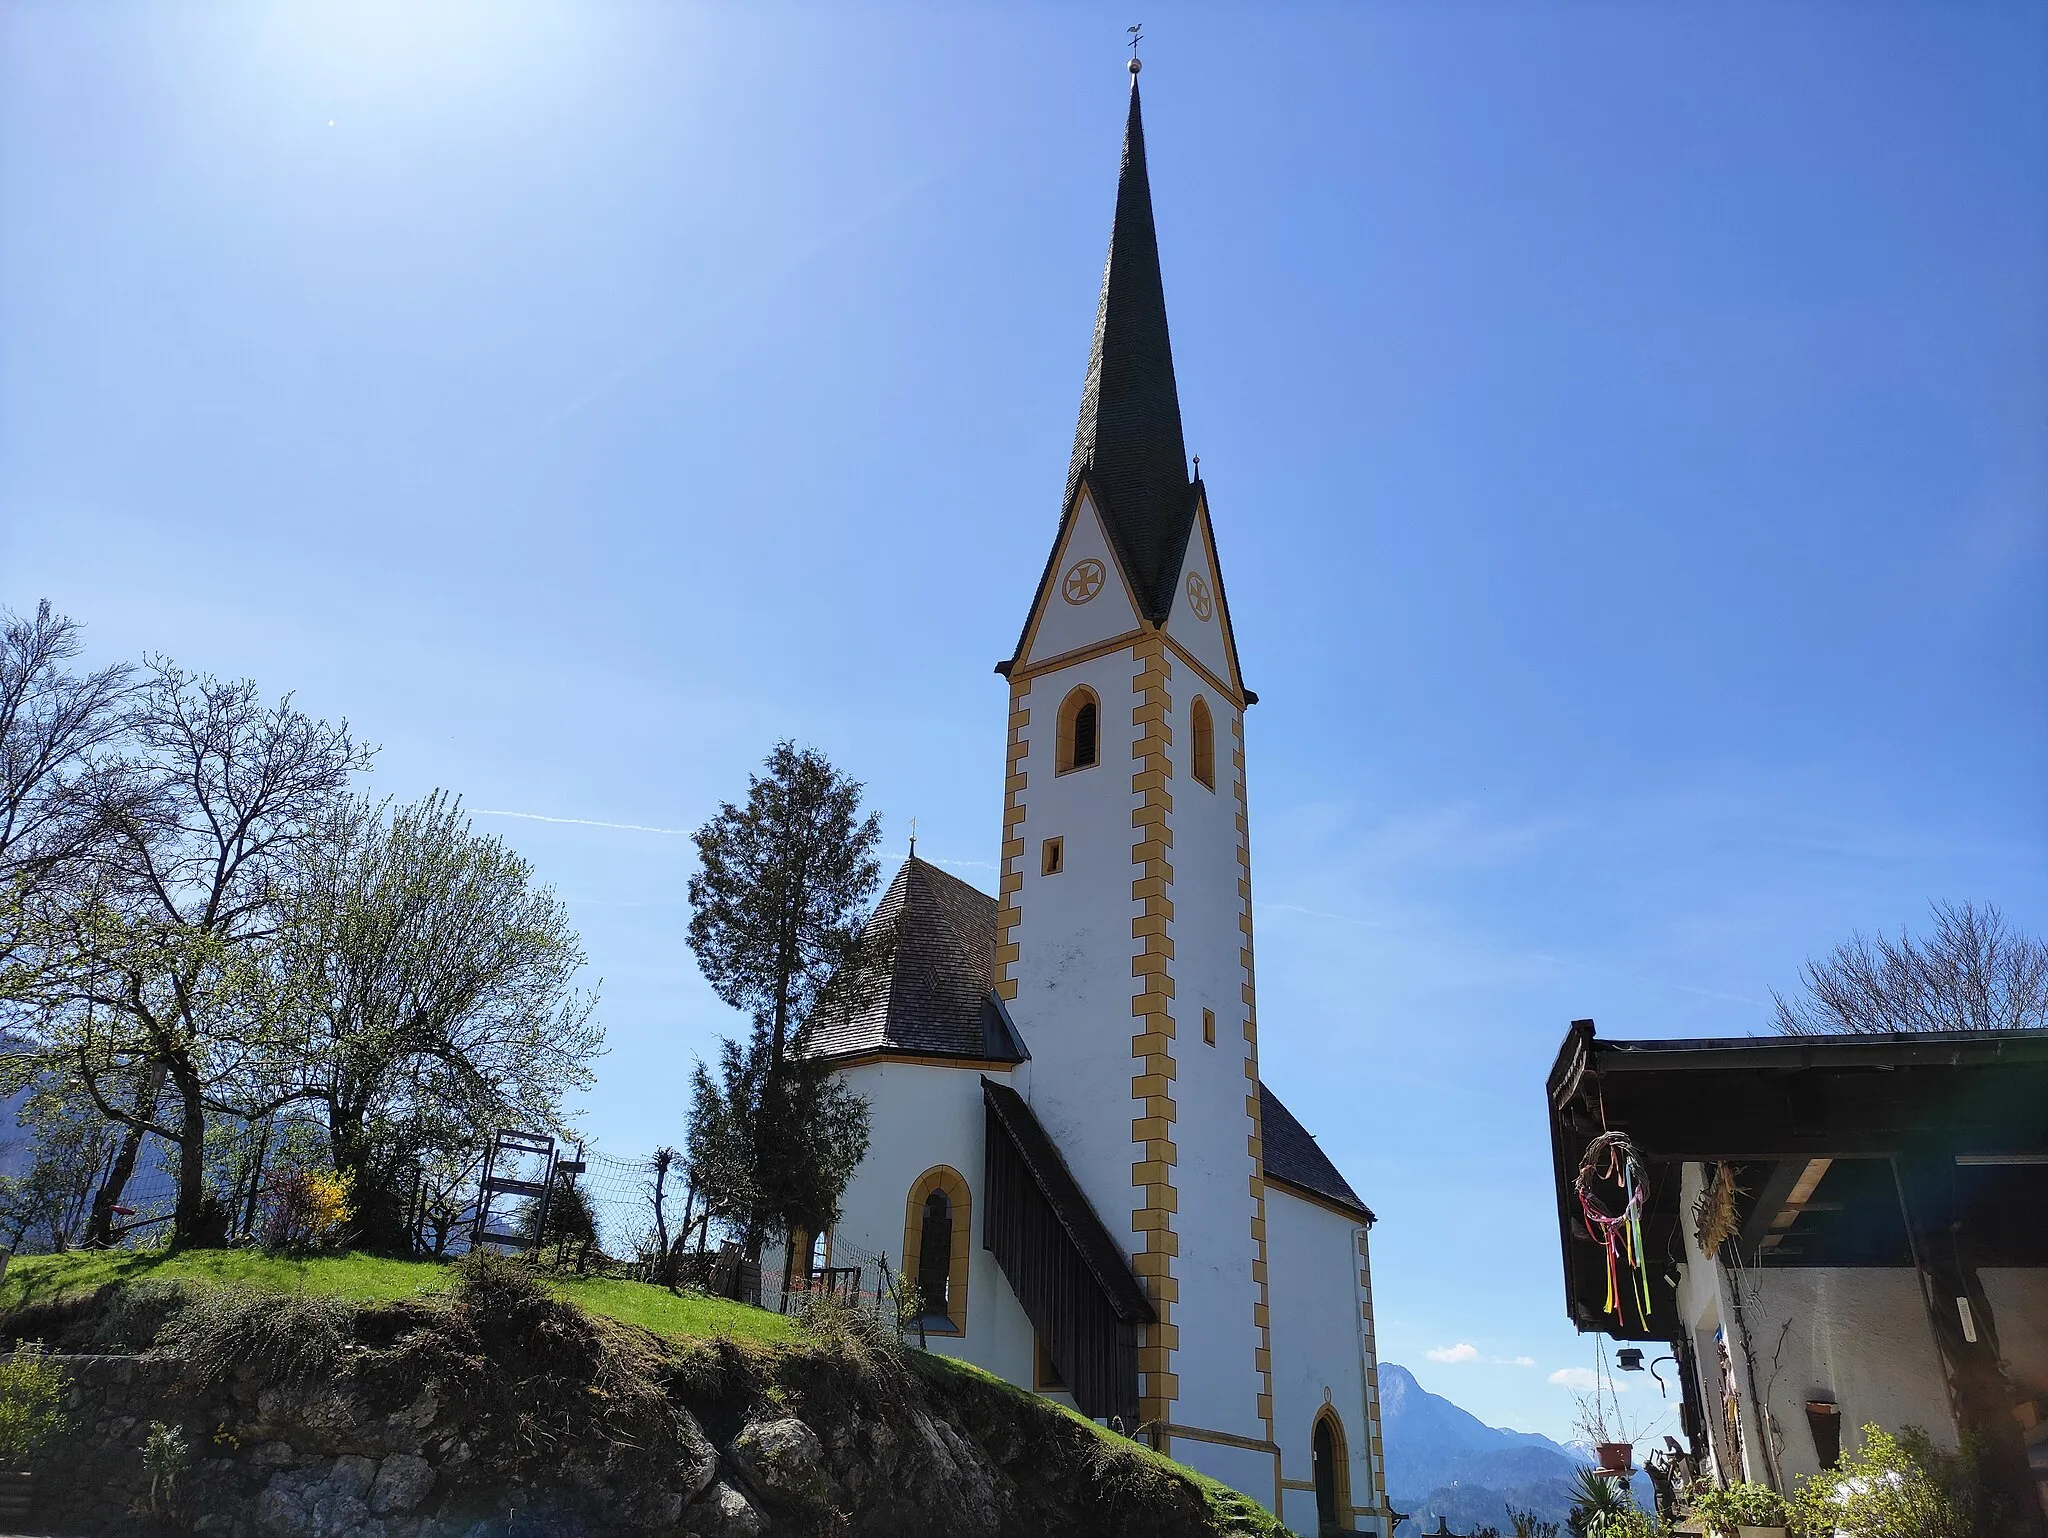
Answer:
0;1342;70;1523
1573;1380;1654;1476
1692;1479;1791;1537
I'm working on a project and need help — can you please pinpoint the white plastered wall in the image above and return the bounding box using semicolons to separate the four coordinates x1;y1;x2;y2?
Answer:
1265;1186;1387;1537
1007;636;1266;1457
1158;665;1265;1445
823;1059;1043;1395
1021;493;1141;666
1981;1269;2048;1400
1162;511;1236;691
1008;647;1149;1258
1673;1163;1958;1489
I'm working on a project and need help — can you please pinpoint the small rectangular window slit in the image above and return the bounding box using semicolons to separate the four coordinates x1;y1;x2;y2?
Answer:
1203;1008;1216;1046
1041;837;1064;875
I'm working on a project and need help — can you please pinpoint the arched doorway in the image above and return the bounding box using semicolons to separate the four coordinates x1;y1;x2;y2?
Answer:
1311;1407;1351;1534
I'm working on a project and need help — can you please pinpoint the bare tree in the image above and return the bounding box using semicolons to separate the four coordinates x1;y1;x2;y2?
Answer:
0;601;133;983
1773;901;2048;1036
35;661;368;1246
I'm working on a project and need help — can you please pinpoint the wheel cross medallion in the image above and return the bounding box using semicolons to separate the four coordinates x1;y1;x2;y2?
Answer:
1062;558;1106;605
1186;572;1214;620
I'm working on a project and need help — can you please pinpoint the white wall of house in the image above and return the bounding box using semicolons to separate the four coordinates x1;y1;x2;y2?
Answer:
1265;1185;1386;1537
1673;1162;1959;1490
1733;1266;1957;1478
1982;1269;2048;1401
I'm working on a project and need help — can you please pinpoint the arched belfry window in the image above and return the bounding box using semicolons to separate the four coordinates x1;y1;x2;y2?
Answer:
1190;696;1215;790
1311;1407;1352;1534
902;1166;971;1335
1057;687;1101;775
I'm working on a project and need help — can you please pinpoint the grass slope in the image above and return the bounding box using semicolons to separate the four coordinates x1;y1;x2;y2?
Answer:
921;1353;1289;1538
0;1249;796;1345
1;1249;1288;1537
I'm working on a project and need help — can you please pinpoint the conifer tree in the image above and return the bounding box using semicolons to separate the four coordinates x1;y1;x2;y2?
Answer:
684;742;878;1275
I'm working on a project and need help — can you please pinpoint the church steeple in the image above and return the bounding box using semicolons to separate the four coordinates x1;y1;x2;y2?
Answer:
1064;66;1199;626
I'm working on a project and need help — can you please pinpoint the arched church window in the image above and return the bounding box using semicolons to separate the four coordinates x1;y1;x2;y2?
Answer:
1190;696;1215;789
901;1166;971;1334
917;1191;952;1310
1311;1408;1352;1534
1057;687;1101;774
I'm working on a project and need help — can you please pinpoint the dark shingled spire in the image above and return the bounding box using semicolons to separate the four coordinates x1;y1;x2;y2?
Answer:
1064;72;1199;625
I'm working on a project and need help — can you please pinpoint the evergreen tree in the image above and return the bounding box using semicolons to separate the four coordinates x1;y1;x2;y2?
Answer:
684;743;878;1270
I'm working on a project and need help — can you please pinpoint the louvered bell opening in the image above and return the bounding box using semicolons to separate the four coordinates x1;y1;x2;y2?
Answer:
1073;701;1098;768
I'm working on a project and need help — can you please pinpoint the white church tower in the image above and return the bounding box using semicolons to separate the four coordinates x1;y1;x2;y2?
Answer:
991;59;1274;1490
806;59;1392;1534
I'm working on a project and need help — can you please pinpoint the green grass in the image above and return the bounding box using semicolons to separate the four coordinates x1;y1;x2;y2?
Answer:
916;1353;1293;1538
0;1249;795;1346
547;1272;793;1345
4;1252;1276;1533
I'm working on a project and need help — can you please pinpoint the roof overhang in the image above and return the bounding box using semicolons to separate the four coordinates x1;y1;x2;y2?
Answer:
1545;1021;2048;1340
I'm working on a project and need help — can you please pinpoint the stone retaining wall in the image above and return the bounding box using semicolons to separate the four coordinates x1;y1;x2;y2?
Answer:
20;1352;1009;1538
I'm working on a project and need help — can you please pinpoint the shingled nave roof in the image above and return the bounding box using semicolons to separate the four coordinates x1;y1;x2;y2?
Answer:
804;856;1027;1064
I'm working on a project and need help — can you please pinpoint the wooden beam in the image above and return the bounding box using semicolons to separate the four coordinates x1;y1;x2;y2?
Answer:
1755;1158;1834;1254
1737;1161;1805;1258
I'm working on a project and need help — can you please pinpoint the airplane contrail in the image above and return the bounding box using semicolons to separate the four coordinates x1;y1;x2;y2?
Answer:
473;809;692;837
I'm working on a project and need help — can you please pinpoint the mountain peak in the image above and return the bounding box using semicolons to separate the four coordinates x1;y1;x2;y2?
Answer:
1380;1363;1591;1535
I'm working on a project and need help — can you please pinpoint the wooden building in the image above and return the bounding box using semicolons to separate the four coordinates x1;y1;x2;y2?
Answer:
1544;1019;2048;1530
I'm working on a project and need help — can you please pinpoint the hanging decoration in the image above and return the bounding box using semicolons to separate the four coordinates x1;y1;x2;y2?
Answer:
1576;1129;1654;1327
1693;1160;1743;1260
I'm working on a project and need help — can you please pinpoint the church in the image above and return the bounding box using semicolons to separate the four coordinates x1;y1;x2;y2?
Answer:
799;63;1392;1536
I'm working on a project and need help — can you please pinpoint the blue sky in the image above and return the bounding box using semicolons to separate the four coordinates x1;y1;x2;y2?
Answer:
4;2;2044;1440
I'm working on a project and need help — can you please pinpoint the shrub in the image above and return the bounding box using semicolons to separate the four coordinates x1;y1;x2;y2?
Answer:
1692;1479;1790;1533
152;1285;352;1389
1590;1506;1667;1538
258;1165;353;1254
0;1342;69;1466
141;1420;190;1517
1789;1423;1970;1538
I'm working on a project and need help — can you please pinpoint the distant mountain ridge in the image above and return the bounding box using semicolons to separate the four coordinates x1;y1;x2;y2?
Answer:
1379;1362;1590;1534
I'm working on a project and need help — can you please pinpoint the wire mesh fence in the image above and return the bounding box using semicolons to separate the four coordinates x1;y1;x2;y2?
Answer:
0;1111;914;1330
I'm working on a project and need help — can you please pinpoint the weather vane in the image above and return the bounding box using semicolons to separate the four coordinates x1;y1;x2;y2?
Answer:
908;816;917;859
1128;24;1143;73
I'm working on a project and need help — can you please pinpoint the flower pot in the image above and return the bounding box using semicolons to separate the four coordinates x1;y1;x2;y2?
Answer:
1595;1440;1634;1473
0;1470;31;1523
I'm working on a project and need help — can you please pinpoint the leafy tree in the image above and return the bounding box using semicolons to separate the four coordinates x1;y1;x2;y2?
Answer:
1773;900;2048;1036
685;742;879;1270
261;791;600;1250
0;1068;121;1251
27;661;368;1246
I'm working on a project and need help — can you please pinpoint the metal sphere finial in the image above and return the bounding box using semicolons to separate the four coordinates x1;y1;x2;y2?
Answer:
1129;56;1141;75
